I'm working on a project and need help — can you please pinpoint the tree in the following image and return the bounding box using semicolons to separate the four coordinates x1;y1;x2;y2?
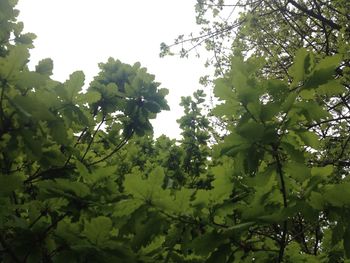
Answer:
161;0;349;76
177;90;211;188
160;0;350;261
0;1;169;261
210;51;347;262
2;0;350;262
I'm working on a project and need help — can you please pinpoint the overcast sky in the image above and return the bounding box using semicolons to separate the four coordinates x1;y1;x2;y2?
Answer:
17;0;209;139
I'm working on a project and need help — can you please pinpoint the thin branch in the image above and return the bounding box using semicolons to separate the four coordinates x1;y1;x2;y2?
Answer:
80;116;105;161
312;0;330;55
29;209;48;229
287;0;342;31
24;166;73;183
87;130;134;166
24;212;69;262
273;145;288;262
279;7;319;51
307;116;350;129
314;222;320;255
63;127;88;167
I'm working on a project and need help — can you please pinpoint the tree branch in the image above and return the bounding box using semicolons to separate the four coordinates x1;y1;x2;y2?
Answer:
273;145;288;262
287;0;342;30
80;115;105;161
87;130;134;166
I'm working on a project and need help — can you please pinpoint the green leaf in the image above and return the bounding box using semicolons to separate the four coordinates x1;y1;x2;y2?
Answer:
66;71;85;99
332;222;344;246
144;101;161;113
282;93;297;112
284;162;310;182
0;45;29;80
289;48;313;85
0;174;22;196
213;101;239;117
49;120;69;145
112;199;143;218
21;130;43;158
318;80;346;96
323;182;350;207
140;235;165;255
206;244;230;263
247;102;261;120
39;179;90;198
35;58;53;76
242;172;279;220
12;94;56;121
15;71;48;91
57;71;85;102
75;160;89;176
260;102;280;121
169;188;194;214
214;78;233;101
219;132;249;156
237;121;265;142
83;216;112;246
124;167;165;201
299;89;315;100
131;212;164;250
78;91;101;104
189;231;227;256
308;191;324;210
225;222;255;233
56;219;81;244
297;101;330;121
193;162;234;208
210;163;234;204
305;54;342;89
311;165;333;178
298;131;320;149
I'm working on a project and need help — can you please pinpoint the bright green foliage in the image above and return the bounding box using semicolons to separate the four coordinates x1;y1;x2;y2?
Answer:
0;0;35;57
2;0;350;262
0;1;170;260
207;49;348;261
88;59;169;136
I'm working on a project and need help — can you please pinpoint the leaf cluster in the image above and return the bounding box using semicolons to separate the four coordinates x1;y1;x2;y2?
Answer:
1;0;350;262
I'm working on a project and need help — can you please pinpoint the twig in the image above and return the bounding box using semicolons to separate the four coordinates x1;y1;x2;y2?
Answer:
287;0;342;30
273;145;288;262
87;130;134;166
80;116;105;161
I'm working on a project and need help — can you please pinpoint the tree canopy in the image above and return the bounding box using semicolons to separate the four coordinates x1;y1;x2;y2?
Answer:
1;0;350;262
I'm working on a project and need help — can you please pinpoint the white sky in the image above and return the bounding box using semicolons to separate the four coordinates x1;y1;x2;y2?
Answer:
17;0;209;139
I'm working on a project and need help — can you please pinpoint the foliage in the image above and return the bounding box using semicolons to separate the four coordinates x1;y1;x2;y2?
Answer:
1;0;350;262
177;90;211;188
0;1;169;261
161;0;349;77
159;0;350;261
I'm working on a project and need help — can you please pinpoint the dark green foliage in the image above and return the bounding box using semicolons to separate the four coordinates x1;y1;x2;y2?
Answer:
177;90;211;188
